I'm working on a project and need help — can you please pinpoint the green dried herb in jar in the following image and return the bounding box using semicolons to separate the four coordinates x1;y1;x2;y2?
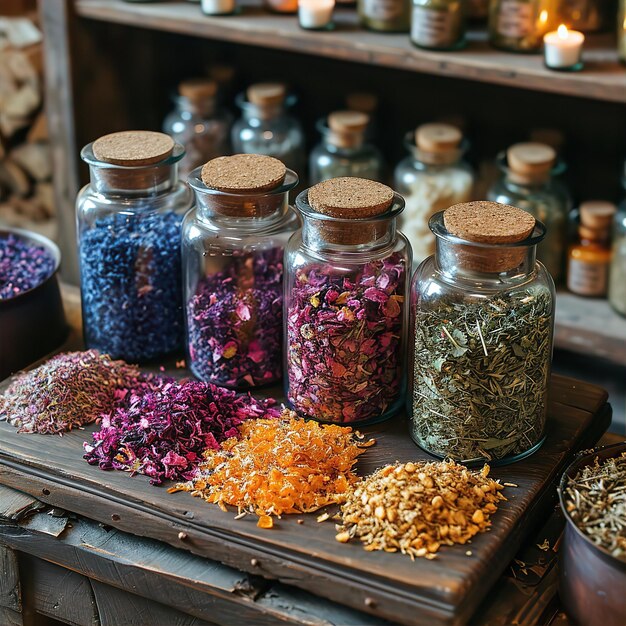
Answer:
411;0;466;51
409;201;555;465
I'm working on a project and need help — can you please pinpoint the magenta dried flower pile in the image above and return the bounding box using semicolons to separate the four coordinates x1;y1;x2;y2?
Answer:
83;378;281;485
0;232;56;300
287;253;406;423
0;350;155;434
187;248;284;388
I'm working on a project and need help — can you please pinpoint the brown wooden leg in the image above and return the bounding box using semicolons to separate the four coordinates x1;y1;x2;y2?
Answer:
0;544;23;626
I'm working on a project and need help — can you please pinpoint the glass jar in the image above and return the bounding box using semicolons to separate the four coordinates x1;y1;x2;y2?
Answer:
162;79;232;179
284;178;411;425
488;0;556;52
487;144;570;282
264;0;298;12
184;157;299;388
409;203;555;464
309;111;383;184
358;0;411;31
77;132;192;362
410;0;466;50
609;199;626;316
394;124;474;266
231;84;305;175
619;0;626;64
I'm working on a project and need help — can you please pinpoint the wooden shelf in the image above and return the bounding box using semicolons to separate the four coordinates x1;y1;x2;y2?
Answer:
555;291;626;366
74;0;626;103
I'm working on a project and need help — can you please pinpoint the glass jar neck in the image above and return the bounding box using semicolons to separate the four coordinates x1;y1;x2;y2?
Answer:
237;93;293;123
175;95;217;117
497;151;564;190
403;132;466;168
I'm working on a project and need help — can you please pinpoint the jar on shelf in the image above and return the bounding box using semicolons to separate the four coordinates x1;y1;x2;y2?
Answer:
77;131;193;362
487;142;570;282
410;0;466;51
609;196;626;316
409;201;555;464
162;79;232;179
619;0;626;64
394;123;474;265
184;154;299;388
284;177;411;425
309;111;383;184
358;0;411;32
264;0;298;13
488;0;555;52
231;83;305;176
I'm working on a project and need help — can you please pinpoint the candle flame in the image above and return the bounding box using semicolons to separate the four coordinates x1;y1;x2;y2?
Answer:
557;24;569;38
539;10;548;24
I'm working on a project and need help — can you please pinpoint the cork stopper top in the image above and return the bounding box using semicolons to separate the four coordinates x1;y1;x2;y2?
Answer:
179;78;218;102
507;142;556;178
345;92;378;115
580;200;617;230
201;154;286;193
416;123;462;153
247;83;286;107
92;131;175;166
307;177;394;219
444;201;536;244
328;110;369;134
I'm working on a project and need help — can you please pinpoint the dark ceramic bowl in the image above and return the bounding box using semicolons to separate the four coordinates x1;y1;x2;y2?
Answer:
0;227;68;380
558;442;626;626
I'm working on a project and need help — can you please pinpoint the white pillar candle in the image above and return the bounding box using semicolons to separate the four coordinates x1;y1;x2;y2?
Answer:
202;0;235;15
543;25;585;70
298;0;335;29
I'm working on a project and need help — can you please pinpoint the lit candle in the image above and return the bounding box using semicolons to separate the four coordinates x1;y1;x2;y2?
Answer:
543;24;585;71
201;0;236;15
298;0;335;30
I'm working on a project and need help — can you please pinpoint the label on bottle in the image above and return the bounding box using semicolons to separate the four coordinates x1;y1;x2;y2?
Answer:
411;7;456;47
567;258;609;297
363;0;404;21
496;0;533;38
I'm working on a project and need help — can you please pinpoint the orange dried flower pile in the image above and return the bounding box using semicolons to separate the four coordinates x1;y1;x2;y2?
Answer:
170;410;375;527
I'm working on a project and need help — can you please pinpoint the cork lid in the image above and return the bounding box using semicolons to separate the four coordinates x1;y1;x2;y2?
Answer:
328;110;369;134
442;201;536;273
92;131;174;167
507;142;556;179
201;154;286;193
179;78;218;102
416;123;462;153
579;201;617;230
345;92;378;115
247;82;286;107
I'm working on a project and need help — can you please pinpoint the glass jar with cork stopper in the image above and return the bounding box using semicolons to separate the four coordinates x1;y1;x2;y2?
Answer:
284;177;411;425
231;83;305;175
487;142;570;282
77;131;193;362
184;154;299;389
394;122;474;266
409;201;555;465
309;110;384;184
358;0;411;32
162;79;232;179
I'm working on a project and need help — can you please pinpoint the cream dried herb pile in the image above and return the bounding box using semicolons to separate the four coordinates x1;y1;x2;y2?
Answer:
335;460;506;559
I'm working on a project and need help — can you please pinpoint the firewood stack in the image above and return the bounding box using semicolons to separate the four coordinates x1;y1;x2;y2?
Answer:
0;12;56;240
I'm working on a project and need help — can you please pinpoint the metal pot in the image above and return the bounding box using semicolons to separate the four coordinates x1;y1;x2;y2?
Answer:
558;442;626;626
0;227;68;380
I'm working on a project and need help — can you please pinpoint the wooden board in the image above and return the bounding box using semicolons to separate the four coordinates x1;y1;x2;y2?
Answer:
0;367;610;626
74;0;626;103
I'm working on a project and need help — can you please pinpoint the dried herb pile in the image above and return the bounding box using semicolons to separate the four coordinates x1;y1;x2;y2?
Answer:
171;413;375;526
84;379;281;485
335;460;506;559
287;254;406;423
0;233;55;299
412;287;552;462
564;451;626;561
0;350;151;434
187;248;284;388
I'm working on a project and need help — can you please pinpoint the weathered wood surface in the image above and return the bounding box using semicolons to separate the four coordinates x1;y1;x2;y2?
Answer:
0;365;610;625
0;545;22;626
74;0;626;103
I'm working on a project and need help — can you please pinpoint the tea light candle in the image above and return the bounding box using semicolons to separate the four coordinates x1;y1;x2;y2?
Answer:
298;0;335;30
544;25;585;71
202;0;236;15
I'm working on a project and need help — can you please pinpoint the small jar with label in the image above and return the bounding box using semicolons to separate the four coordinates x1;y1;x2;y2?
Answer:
409;201;555;464
162;79;232;179
358;0;411;32
567;201;616;298
231;83;305;176
184;154;299;388
77;131;193;362
394;123;474;265
309;111;383;184
411;0;466;50
284;177;411;424
488;0;554;52
487;142;570;282
609;198;626;316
